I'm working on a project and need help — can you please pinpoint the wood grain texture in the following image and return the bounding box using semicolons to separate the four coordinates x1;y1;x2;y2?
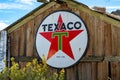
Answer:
6;1;120;80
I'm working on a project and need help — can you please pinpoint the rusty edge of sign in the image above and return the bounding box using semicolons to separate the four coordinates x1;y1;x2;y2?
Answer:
12;56;120;62
65;0;120;28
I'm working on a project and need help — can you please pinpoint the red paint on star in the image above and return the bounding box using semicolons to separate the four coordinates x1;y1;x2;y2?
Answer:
39;14;83;60
62;30;83;60
40;32;58;60
57;14;63;30
40;30;83;60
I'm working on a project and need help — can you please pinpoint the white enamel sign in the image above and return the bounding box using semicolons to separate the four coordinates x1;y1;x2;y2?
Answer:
35;10;88;68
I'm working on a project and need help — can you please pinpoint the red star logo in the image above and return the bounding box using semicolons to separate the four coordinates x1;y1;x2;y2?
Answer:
39;14;83;60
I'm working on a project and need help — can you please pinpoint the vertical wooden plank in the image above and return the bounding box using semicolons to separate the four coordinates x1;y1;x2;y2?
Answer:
86;63;92;80
87;15;96;56
97;62;103;80
79;11;94;56
66;65;78;80
111;25;118;56
26;19;34;56
117;28;120;56
109;25;120;80
97;61;108;80
116;62;120;80
91;62;97;80
33;14;44;57
111;25;120;56
81;63;86;80
78;63;82;80
19;25;26;56
66;67;74;80
85;14;94;56
10;29;20;56
80;63;92;80
115;26;120;56
79;11;87;22
84;15;105;57
111;62;116;80
117;62;120;80
111;62;120;80
94;17;99;56
10;33;14;56
104;22;112;56
94;18;104;56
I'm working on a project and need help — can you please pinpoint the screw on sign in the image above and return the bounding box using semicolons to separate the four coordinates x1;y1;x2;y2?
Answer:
35;10;88;68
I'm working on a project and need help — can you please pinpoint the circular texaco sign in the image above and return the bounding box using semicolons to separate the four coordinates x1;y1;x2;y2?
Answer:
35;10;88;68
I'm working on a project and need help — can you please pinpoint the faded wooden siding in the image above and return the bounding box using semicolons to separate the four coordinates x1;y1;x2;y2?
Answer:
7;2;120;80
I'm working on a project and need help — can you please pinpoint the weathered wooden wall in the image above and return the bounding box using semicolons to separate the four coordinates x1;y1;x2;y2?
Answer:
7;1;120;80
